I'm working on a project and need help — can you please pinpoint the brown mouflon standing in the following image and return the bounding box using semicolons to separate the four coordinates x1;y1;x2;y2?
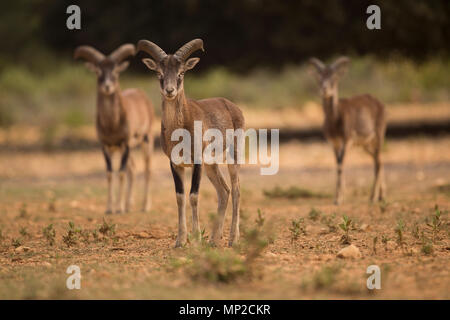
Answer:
309;57;386;205
137;39;245;247
74;44;154;214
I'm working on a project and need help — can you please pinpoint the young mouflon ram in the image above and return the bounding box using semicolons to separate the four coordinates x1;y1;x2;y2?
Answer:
74;44;154;214
137;39;245;247
309;57;386;205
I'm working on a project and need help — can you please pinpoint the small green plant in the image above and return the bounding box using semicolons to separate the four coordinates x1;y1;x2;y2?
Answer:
308;208;322;221
425;204;442;243
339;215;352;244
18;203;28;219
48;198;57;212
255;209;265;228
263;186;329;200
19;227;30;238
188;227;208;244
395;219;406;250
242;226;269;265
174;245;250;284
321;213;337;232
421;241;434;255
381;234;390;252
92;229;99;242
312;264;342;289
12;237;23;248
62;221;80;247
418;228;435;255
411;223;420;240
80;229;91;244
372;236;378;255
182;224;269;284
99;218;116;237
42;224;56;246
435;183;450;195
289;218;306;243
199;228;207;243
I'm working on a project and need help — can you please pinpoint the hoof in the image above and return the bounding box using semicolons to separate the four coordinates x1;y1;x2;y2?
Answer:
175;236;187;248
370;196;382;204
174;241;186;248
228;238;239;247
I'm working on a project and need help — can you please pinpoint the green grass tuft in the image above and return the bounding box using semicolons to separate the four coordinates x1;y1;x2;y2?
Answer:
263;186;329;200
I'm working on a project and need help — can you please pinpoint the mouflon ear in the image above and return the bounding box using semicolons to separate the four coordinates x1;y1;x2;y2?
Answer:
85;62;101;75
184;57;200;71
331;56;350;78
142;58;158;71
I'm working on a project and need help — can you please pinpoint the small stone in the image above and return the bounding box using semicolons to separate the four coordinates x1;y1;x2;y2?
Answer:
360;224;369;231
148;228;166;239
15;246;31;253
337;244;361;259
264;252;277;258
135;231;151;239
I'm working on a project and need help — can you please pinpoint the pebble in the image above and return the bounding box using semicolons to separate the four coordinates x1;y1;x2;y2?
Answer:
337;244;361;259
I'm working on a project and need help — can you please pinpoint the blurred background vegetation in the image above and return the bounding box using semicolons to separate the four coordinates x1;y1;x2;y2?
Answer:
0;0;449;130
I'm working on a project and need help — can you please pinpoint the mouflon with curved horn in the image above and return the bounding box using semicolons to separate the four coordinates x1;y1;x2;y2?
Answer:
74;44;155;214
138;38;244;248
308;56;386;205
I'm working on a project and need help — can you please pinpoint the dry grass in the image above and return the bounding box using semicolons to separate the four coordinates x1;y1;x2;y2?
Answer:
0;133;449;299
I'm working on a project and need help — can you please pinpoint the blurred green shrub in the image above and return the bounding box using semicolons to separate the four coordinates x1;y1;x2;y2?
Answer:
0;56;448;128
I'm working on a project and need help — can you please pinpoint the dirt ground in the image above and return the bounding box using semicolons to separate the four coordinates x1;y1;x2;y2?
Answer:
0;132;449;299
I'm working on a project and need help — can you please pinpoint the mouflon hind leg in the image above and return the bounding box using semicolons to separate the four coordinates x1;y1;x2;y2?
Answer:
205;164;230;246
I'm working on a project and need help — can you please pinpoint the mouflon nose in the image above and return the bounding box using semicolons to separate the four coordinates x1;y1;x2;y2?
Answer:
166;87;174;94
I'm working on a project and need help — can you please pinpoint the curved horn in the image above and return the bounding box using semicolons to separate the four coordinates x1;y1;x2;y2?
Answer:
174;39;204;61
308;57;326;73
331;56;350;71
137;40;167;62
74;46;105;64
109;44;136;63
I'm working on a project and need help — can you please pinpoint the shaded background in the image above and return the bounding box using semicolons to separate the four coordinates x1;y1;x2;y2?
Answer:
2;0;449;71
0;0;449;143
